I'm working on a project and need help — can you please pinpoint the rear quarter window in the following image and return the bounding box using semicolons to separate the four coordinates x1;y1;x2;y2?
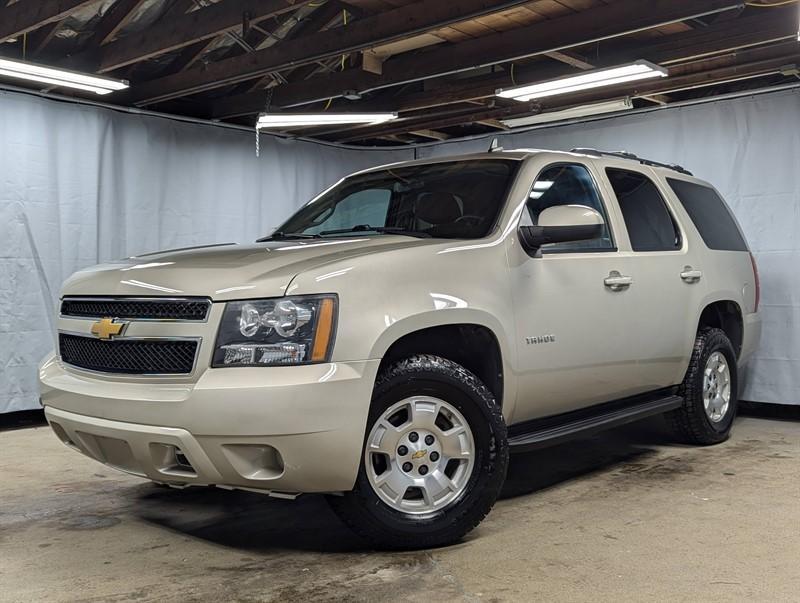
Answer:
667;179;748;251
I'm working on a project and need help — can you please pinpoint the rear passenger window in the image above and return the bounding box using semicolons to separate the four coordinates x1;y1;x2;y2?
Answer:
523;164;614;251
607;168;681;252
667;178;748;251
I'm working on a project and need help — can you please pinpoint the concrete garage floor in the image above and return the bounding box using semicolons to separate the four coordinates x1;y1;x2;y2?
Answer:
2;409;798;602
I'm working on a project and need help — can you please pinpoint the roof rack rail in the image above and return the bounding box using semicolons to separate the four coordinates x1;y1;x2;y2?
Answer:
570;148;693;176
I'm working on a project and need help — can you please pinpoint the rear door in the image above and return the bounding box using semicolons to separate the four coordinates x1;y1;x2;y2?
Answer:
597;164;700;390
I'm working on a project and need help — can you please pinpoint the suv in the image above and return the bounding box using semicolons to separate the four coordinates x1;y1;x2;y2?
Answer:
40;148;761;549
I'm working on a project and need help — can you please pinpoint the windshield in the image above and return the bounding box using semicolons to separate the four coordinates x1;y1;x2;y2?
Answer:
271;159;519;240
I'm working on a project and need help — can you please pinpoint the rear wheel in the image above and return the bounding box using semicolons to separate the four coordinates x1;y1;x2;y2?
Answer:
668;328;738;445
327;354;508;550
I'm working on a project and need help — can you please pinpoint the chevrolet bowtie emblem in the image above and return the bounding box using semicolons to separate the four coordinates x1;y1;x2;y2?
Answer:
411;449;427;460
91;317;127;340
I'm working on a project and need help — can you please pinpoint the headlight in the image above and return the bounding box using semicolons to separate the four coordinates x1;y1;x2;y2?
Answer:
212;295;337;367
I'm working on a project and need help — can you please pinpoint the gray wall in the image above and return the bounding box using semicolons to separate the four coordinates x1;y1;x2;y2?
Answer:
0;89;411;413
2;85;798;411
419;88;800;405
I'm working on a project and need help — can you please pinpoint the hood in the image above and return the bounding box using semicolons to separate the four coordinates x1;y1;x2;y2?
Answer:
61;237;436;300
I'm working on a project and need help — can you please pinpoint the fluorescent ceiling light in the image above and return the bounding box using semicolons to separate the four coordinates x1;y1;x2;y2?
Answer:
0;58;129;95
501;98;634;128
497;62;666;102
257;112;398;129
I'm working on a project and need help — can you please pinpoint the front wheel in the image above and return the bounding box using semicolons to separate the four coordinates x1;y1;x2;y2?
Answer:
327;354;508;550
668;327;738;445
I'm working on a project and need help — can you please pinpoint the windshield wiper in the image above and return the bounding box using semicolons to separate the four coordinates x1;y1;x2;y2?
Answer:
318;224;431;238
256;231;322;242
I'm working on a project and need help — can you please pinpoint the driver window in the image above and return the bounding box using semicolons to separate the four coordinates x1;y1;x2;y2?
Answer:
523;163;614;251
302;189;391;235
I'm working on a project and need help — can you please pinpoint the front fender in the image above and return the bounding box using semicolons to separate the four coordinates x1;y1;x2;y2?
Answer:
369;307;509;359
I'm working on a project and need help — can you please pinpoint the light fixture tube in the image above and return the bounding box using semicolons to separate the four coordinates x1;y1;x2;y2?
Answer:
0;58;129;95
257;112;398;129
501;98;633;128
497;61;667;102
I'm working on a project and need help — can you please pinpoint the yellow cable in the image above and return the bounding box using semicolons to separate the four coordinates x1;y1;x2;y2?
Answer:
510;62;516;86
325;9;349;111
338;10;348;72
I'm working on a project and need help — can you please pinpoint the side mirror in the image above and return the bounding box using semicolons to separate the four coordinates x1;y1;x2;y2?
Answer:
519;205;605;254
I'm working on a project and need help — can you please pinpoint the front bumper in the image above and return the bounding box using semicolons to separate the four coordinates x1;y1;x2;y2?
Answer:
40;355;380;493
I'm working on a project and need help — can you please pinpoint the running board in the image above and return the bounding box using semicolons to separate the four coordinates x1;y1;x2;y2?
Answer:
508;394;683;453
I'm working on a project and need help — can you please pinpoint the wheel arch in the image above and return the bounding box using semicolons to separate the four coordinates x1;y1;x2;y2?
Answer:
373;313;508;409
697;299;744;359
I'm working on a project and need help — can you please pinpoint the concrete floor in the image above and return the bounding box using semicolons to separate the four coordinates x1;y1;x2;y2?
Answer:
1;411;798;603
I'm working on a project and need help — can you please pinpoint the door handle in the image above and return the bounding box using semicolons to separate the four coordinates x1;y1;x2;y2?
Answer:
680;266;703;283
604;271;632;291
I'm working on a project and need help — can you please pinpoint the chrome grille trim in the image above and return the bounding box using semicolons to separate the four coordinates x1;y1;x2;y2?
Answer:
60;296;211;322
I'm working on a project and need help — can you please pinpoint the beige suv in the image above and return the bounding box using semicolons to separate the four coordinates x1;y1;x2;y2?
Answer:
40;148;761;549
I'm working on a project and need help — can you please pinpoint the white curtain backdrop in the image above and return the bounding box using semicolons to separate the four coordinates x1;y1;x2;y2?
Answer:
2;86;798;411
0;89;411;413
419;87;800;405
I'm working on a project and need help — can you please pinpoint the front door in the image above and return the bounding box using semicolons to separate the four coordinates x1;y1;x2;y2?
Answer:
508;161;643;422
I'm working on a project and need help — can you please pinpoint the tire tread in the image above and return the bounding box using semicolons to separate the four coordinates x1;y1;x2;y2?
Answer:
328;354;507;550
668;327;737;445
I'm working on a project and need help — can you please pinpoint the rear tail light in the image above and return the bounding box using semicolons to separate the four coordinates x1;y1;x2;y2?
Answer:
749;252;760;313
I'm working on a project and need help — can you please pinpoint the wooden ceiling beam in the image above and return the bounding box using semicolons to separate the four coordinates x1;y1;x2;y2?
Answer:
211;0;752;117
241;1;347;93
279;1;351;83
544;50;594;70
284;0;744;102
0;0;96;42
409;129;451;141
126;0;540;105
87;0;149;48
166;38;218;73
335;49;800;142
317;7;800;114
25;21;63;56
320;102;542;140
90;0;313;73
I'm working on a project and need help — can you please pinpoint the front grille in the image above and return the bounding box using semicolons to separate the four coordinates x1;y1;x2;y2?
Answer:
59;334;198;375
60;298;210;321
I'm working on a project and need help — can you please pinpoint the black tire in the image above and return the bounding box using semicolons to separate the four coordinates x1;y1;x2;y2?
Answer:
327;354;508;550
668;327;738;445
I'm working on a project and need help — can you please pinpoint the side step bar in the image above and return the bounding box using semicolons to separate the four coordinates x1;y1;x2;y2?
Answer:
508;395;683;453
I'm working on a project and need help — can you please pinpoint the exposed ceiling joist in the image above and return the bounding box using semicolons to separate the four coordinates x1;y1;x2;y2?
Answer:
167;39;218;74
210;0;751;117
86;0;149;48
243;0;348;92
0;0;96;42
544;50;594;70
319;7;799;114
290;0;744;102
325;101;542;140
91;0;314;73
25;21;63;56
476;119;509;131
126;0;540;105
409;129;451;141
336;49;800;142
